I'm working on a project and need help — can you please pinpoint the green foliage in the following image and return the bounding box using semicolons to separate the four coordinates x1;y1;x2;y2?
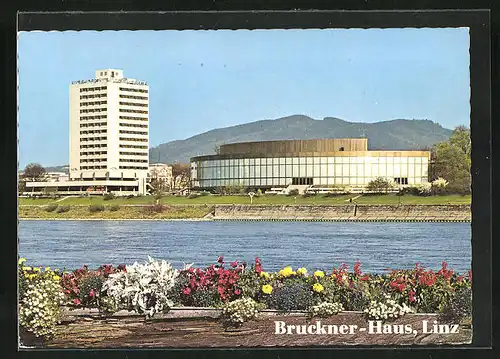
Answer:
432;126;471;194
439;286;472;323
188;193;201;199
89;204;105;213
109;204;120;211
22;163;47;182
287;189;300;196
266;282;315;311
77;274;105;308
44;204;58;212
190;288;223;308
103;193;115;201
141;204;169;214
366;177;394;194
56;205;70;213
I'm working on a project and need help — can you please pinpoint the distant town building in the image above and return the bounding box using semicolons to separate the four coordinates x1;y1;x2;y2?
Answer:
46;172;69;182
148;163;173;191
190;139;431;194
25;69;150;196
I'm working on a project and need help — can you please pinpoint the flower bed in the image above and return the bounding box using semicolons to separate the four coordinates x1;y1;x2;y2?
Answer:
18;256;472;344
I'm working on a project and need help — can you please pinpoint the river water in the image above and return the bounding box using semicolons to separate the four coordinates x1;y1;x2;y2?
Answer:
18;220;471;273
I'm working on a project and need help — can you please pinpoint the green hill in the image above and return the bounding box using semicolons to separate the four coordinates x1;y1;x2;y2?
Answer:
149;115;452;163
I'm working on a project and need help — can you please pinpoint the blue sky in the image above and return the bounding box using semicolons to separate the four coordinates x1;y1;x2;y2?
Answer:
18;28;470;168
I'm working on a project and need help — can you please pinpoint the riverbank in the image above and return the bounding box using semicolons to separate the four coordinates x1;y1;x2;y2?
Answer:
18;204;213;220
18;203;470;222
214;204;471;222
19;193;471;206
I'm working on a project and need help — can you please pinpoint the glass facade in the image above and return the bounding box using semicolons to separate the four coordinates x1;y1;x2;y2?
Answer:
191;155;429;189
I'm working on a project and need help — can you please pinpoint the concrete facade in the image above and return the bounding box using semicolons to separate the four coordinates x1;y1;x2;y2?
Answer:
26;69;150;195
191;139;430;191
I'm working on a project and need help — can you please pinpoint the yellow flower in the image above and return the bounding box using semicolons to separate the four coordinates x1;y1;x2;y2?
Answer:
297;267;307;276
33;267;40;272
18;258;26;265
22;266;32;271
260;271;270;279
262;284;273;294
279;266;295;277
45;267;51;272
314;271;325;278
53;275;61;281
312;283;325;293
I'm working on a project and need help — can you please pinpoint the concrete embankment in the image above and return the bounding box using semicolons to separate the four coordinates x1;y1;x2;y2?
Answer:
213;204;471;222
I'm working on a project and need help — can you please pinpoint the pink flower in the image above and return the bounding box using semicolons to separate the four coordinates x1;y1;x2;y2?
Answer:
234;289;241;295
182;287;191;295
217;256;224;263
230;261;238;268
89;289;95;297
255;257;261;265
73;298;81;305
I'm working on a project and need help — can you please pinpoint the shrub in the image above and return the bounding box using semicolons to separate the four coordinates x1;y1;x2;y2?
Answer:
56;205;70;213
126;194;135;199
141;204;169;214
77;274;105;308
18;261;64;339
366;177;394;194
200;191;209;196
44;204;58;212
308;302;344;318
102;256;179;318
221;297;259;328
302;192;316;198
188;193;201;199
103;193;115;201
266;282;315;311
439;286;472;323
190;288;223;308
89;204;105;213
60;264;126;312
287;189;300;196
109;205;120;211
178;257;243;305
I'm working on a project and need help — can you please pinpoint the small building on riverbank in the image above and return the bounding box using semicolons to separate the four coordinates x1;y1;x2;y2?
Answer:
190;139;430;193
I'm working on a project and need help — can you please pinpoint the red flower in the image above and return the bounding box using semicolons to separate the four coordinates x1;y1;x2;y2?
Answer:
409;290;416;303
255;257;261;265
354;261;362;276
89;289;95;298
65;289;71;294
234;289;241;295
255;263;262;274
73;298;81;305
182;287;191;295
230;261;238;268
217;256;224;263
359;275;370;281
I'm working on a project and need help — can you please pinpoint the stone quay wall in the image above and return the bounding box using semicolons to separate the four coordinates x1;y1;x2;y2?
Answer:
213;204;471;222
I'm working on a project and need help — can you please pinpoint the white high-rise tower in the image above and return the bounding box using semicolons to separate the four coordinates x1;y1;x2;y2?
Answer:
69;69;149;194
